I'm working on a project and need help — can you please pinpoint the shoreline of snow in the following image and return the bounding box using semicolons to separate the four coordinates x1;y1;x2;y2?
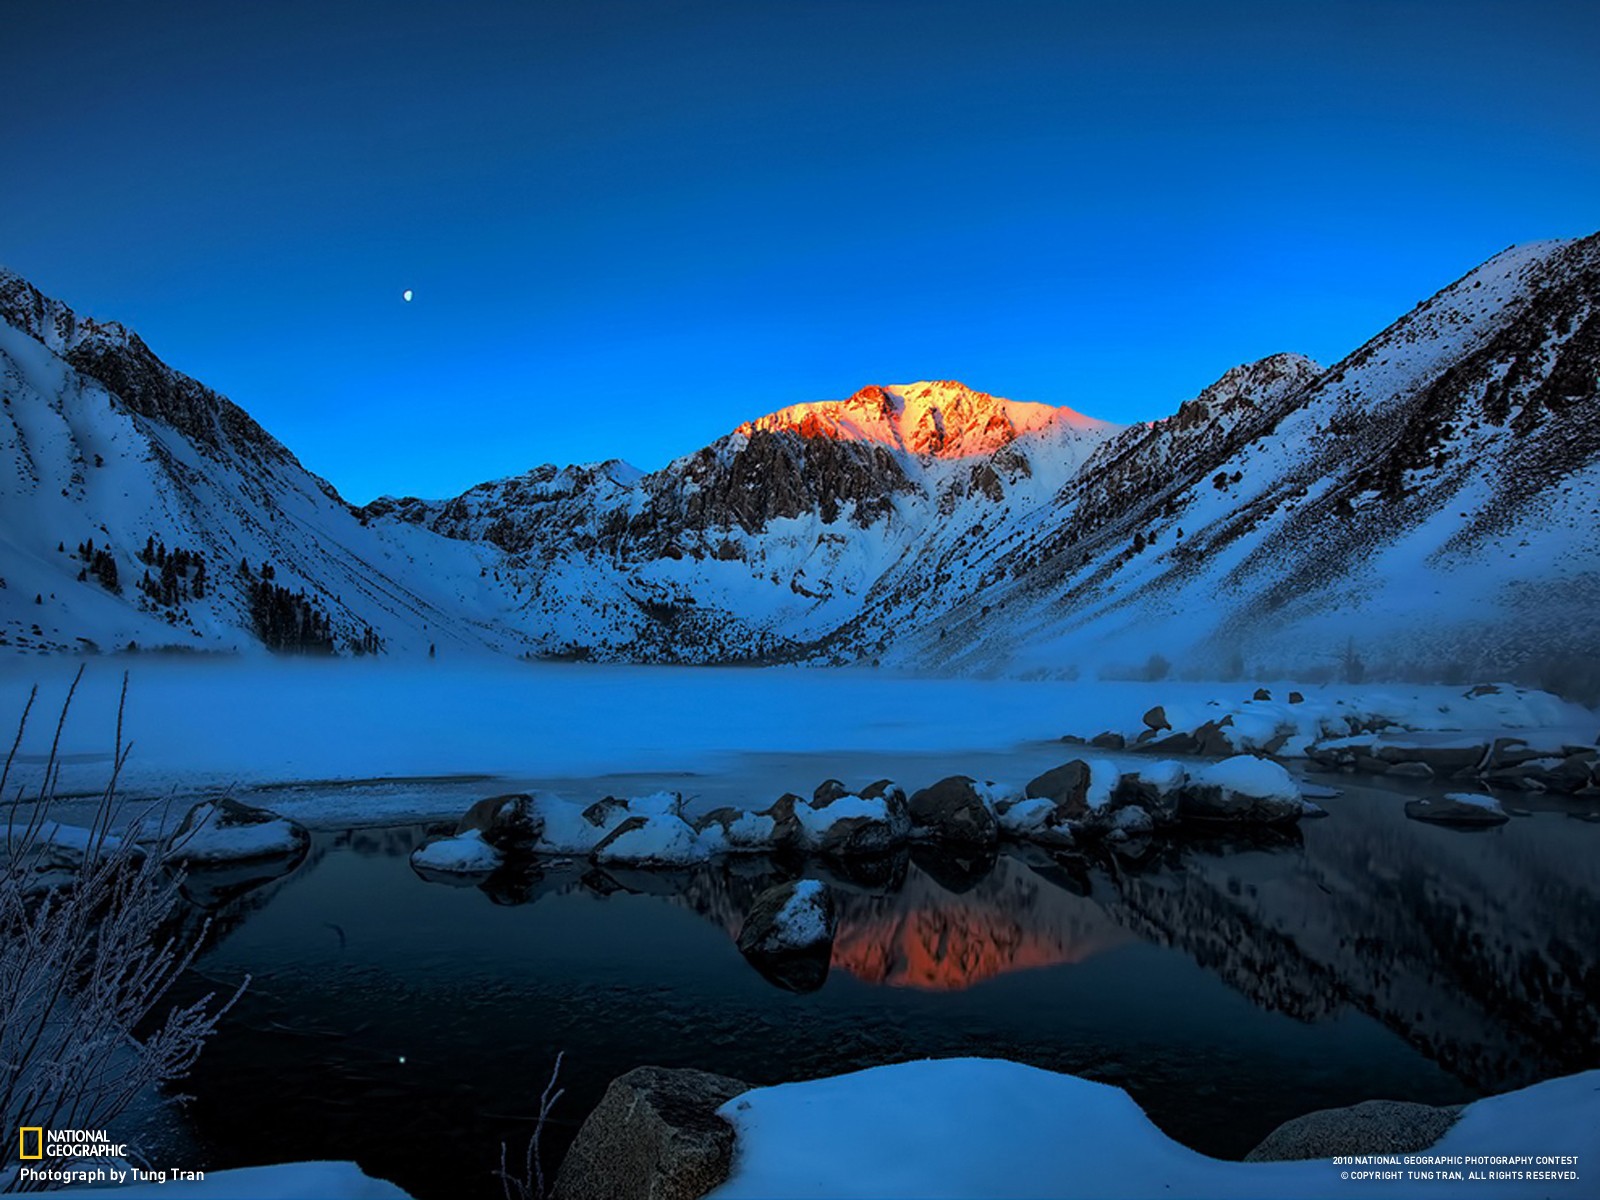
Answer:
710;1058;1599;1199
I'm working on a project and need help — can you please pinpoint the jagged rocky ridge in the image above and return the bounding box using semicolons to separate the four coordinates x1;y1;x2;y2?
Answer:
2;232;1597;674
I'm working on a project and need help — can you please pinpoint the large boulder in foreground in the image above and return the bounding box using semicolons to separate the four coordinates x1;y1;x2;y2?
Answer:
455;792;544;854
907;776;998;847
169;798;310;864
552;1065;752;1200
1245;1098;1463;1162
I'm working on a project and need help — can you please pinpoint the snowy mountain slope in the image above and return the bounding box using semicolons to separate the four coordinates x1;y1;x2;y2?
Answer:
0;270;533;658
3;231;1596;676
360;380;1125;661
860;234;1600;677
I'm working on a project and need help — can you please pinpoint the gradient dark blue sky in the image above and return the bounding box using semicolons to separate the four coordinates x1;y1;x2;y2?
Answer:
5;1;1597;502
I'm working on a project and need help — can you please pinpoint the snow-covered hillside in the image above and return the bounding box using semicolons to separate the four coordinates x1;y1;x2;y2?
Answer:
2;232;1597;677
0;270;532;659
834;236;1600;680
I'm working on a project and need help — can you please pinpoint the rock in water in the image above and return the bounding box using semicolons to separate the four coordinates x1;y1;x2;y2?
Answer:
169;798;310;864
455;793;543;854
1404;794;1510;826
1245;1099;1462;1162
908;775;999;847
551;1066;751;1200
737;879;836;992
1024;761;1092;816
737;879;835;955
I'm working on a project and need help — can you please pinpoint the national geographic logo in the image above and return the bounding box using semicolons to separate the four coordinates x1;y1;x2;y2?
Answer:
13;1127;128;1160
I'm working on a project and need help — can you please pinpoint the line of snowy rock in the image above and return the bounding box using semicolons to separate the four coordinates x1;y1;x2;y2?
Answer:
409;754;1320;877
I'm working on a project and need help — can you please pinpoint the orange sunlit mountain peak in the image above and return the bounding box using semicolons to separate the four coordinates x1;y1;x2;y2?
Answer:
735;381;1116;460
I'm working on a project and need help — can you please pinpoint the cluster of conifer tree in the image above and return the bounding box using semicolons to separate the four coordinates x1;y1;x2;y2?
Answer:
136;536;207;607
238;558;335;654
73;538;121;593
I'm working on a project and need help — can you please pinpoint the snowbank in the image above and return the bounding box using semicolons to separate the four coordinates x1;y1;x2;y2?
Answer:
710;1058;1598;1199
66;1161;411;1198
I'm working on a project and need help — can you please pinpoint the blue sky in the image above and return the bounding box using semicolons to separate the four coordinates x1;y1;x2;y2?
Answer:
5;0;1597;503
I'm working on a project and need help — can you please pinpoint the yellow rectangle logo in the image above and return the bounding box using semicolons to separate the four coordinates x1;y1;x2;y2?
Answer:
19;1127;43;1160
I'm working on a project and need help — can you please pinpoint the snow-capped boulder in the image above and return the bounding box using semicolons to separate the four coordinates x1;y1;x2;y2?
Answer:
764;788;909;858
737;879;836;956
695;806;780;851
168;798;310;864
1174;756;1304;824
532;790;682;855
906;775;998;848
813;778;850;806
736;878;837;993
580;796;631;828
592;813;703;867
1109;759;1186;825
994;795;1077;847
1404;794;1510;827
410;828;502;875
455;792;543;854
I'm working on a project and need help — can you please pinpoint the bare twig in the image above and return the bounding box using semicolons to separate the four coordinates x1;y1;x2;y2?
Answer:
0;674;248;1194
495;1053;566;1200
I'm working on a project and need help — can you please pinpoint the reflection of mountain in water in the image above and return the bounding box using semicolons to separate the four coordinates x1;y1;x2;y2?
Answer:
190;803;1600;1099
830;855;1131;989
1098;794;1600;1094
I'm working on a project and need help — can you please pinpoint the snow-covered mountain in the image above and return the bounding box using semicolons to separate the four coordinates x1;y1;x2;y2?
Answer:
0;271;530;658
856;235;1600;680
2;232;1596;678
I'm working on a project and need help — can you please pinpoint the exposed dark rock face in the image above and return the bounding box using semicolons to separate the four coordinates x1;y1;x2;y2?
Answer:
551;1066;751;1200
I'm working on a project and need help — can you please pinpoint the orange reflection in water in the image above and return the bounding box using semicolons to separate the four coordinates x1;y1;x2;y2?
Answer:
830;902;1125;991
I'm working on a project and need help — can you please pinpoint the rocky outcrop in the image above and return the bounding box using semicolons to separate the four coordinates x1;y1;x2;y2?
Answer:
551;1066;751;1200
1244;1099;1463;1162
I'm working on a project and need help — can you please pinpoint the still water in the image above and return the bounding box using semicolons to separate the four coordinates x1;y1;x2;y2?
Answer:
156;780;1600;1200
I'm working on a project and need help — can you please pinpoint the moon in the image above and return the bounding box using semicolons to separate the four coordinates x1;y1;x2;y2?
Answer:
402;289;413;302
